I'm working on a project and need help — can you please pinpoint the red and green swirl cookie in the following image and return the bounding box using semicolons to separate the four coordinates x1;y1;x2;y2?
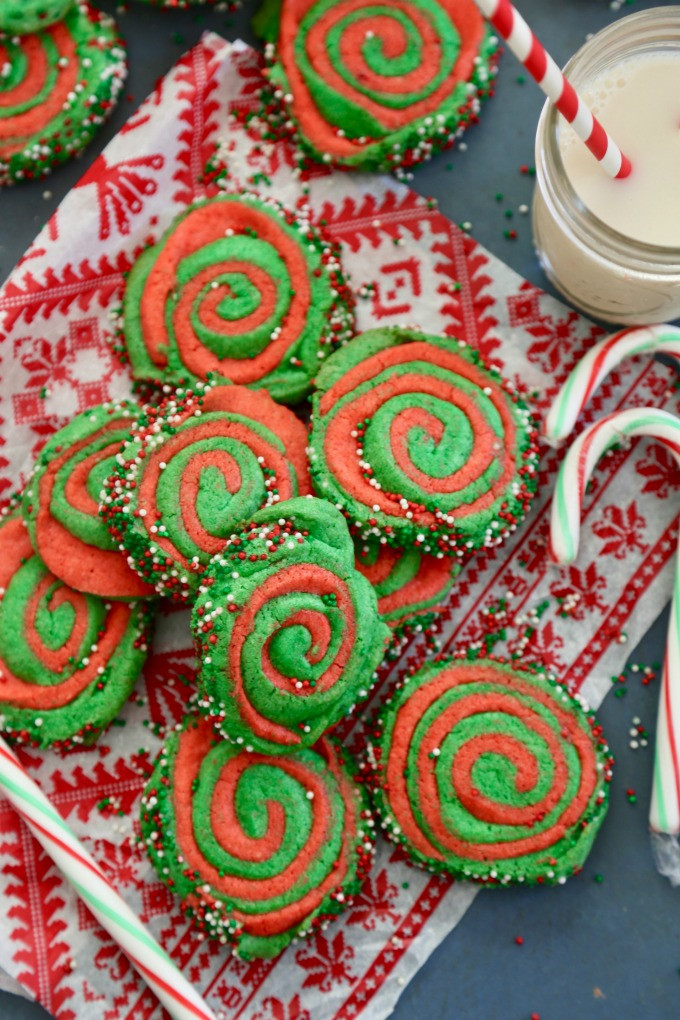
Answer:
122;192;355;406
21;401;155;600
354;536;458;643
0;508;151;749
368;656;612;885
101;383;311;603
260;0;499;172
140;713;375;959
308;328;540;560
193;497;390;753
0;3;127;186
0;1;74;35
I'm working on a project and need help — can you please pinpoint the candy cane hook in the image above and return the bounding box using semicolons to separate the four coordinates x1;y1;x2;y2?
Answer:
549;407;680;880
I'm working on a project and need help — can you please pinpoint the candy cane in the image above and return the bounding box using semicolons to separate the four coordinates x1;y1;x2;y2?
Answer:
0;735;217;1020
473;0;632;178
544;324;680;442
549;407;680;878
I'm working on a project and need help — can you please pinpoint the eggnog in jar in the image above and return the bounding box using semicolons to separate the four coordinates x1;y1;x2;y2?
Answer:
532;7;680;324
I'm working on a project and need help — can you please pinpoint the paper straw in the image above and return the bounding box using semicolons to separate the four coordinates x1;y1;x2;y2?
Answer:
473;0;632;179
548;407;680;844
544;324;680;442
0;735;217;1020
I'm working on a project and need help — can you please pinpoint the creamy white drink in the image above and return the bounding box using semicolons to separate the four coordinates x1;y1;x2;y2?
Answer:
532;9;680;324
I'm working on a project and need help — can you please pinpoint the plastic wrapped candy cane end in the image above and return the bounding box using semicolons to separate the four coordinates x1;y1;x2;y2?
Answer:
650;831;680;886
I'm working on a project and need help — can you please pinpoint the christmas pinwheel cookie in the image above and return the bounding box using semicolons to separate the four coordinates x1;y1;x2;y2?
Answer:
308;327;540;561
101;383;311;602
22;400;155;600
0;3;127;186
192;497;391;753
122;191;355;405
0;507;151;749
367;656;613;885
259;0;500;172
140;713;376;959
0;1;74;34
354;537;459;644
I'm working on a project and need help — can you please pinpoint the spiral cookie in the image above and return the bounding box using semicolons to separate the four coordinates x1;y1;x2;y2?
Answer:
309;328;540;559
22;401;155;600
193;497;390;753
140;713;375;959
0;508;151;749
261;0;499;172
354;537;458;640
0;3;127;186
0;1;74;34
101;383;311;602
368;656;612;884
122;192;355;405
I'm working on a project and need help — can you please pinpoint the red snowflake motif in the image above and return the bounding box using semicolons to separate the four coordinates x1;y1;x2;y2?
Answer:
592;501;648;559
636;444;680;498
526;310;582;375
507;284;542;328
253;994;311;1020
295;930;357;992
591;499;648;563
245;135;298;179
16;334;71;388
12;318;120;433
92;838;144;890
549;563;608;619
346;870;401;930
76;153;165;240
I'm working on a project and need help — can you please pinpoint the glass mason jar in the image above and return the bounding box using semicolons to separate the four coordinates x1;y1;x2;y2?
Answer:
532;7;680;325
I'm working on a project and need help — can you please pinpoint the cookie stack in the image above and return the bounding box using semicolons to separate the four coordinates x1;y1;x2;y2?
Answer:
1;188;559;959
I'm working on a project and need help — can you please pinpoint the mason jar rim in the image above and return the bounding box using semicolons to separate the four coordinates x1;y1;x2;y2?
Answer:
536;5;680;267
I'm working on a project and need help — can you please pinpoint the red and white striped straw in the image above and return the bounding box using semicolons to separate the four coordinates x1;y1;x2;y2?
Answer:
474;0;632;179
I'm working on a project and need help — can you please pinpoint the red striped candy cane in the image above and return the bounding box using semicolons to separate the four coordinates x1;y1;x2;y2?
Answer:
0;735;217;1020
544;324;680;442
549;407;680;879
474;0;632;178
